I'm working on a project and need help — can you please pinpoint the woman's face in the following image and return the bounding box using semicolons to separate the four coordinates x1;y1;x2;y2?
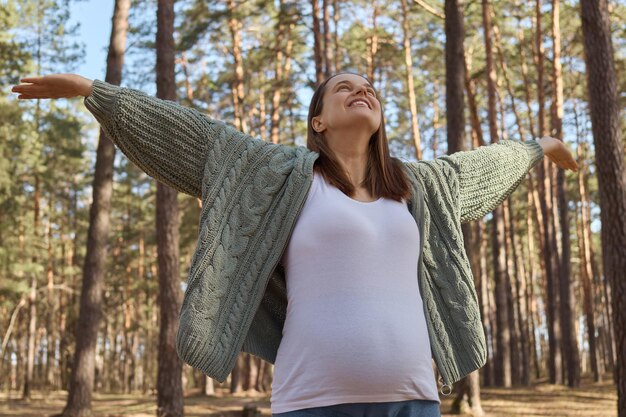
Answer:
312;74;382;137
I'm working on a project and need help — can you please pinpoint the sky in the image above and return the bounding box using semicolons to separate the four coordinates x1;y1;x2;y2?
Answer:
68;0;114;81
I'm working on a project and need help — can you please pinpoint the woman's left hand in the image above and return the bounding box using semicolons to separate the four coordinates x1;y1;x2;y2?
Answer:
537;136;578;172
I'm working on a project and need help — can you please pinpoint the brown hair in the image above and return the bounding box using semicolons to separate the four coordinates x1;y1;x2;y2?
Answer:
306;73;412;202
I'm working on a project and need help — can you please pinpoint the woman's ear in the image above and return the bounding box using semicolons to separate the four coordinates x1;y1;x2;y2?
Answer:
312;116;325;133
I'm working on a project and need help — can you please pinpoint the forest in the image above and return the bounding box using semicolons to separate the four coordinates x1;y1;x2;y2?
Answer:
0;0;625;416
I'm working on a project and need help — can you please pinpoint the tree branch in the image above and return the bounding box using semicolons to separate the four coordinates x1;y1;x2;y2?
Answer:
412;0;445;20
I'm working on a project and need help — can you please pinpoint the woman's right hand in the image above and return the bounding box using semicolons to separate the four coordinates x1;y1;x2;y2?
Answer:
11;74;93;100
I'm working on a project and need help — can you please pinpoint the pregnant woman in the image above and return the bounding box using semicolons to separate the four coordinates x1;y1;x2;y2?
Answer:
12;73;576;417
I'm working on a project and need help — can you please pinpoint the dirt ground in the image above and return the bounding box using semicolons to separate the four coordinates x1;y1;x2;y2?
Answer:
0;378;617;417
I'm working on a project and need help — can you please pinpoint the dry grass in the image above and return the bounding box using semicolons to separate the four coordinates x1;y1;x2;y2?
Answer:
0;378;616;417
475;378;617;417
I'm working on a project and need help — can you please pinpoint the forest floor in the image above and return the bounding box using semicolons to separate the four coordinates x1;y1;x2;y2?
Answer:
0;377;617;417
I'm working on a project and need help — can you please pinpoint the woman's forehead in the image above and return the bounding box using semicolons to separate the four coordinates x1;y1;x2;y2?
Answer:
327;73;373;89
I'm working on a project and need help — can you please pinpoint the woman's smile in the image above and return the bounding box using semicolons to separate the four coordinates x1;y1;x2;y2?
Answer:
347;98;371;109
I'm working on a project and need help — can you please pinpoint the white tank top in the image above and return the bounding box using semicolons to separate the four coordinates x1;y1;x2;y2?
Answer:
270;170;439;414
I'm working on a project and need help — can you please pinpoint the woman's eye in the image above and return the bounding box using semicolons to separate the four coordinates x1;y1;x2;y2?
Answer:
367;90;375;96
338;85;349;91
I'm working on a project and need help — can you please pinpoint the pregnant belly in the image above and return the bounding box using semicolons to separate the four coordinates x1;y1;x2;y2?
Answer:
274;300;434;392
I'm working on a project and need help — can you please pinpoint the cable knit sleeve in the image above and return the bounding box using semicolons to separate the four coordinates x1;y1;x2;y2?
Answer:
409;140;544;223
84;79;280;198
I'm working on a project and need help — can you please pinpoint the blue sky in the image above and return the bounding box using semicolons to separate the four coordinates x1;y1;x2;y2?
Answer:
68;0;114;80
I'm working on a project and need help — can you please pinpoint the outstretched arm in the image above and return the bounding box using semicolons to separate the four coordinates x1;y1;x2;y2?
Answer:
408;137;577;223
11;74;281;198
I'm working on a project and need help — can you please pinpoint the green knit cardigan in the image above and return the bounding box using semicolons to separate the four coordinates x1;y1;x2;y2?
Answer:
84;80;544;387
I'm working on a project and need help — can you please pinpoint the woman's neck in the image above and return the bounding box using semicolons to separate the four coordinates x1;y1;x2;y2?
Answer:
325;131;370;186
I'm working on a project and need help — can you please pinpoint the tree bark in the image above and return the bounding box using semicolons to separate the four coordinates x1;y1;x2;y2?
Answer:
23;176;38;400
365;0;379;84
463;49;485;149
45;197;57;390
312;0;324;86
482;0;510;388
62;0;129;414
503;199;521;386
580;0;626;413
227;0;248;133
401;0;422;160
270;0;294;144
230;355;243;393
432;80;439;157
551;0;579;388
445;1;484;411
506;197;531;385
534;0;562;384
155;0;184;416
526;186;542;380
574;100;600;382
323;0;332;77
575;137;600;382
333;0;340;72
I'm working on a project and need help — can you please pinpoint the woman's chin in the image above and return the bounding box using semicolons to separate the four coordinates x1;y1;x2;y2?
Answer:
342;112;379;126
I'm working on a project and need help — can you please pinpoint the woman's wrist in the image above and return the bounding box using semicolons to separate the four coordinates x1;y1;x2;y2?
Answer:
537;136;555;155
72;75;93;97
79;77;94;97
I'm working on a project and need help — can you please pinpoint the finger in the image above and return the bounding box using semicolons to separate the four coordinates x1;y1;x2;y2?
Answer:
17;93;44;100
20;77;43;84
11;84;33;93
12;85;46;95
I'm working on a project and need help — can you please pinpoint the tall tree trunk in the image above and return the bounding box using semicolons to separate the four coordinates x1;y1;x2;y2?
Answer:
463;49;490;386
580;0;626;414
505;198;530;386
526;188;542;380
494;18;532;386
515;21;536;139
482;0;510;388
155;1;184;416
322;0;332;77
61;1;129;414
463;50;485;149
226;0;251;396
230;355;244;393
503;199;521;386
575;141;600;382
22;175;39;399
534;0;562;384
522;30;545;379
445;0;465;156
551;0;579;388
244;355;259;392
204;375;215;396
312;0;324;86
333;0;340;72
401;0;422;160
227;0;248;133
122;197;133;393
45;197;56;390
432;80;439;157
573;101;600;382
365;0;379;84
479;220;493;386
179;51;194;103
23;0;45;398
445;1;483;412
271;0;294;144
